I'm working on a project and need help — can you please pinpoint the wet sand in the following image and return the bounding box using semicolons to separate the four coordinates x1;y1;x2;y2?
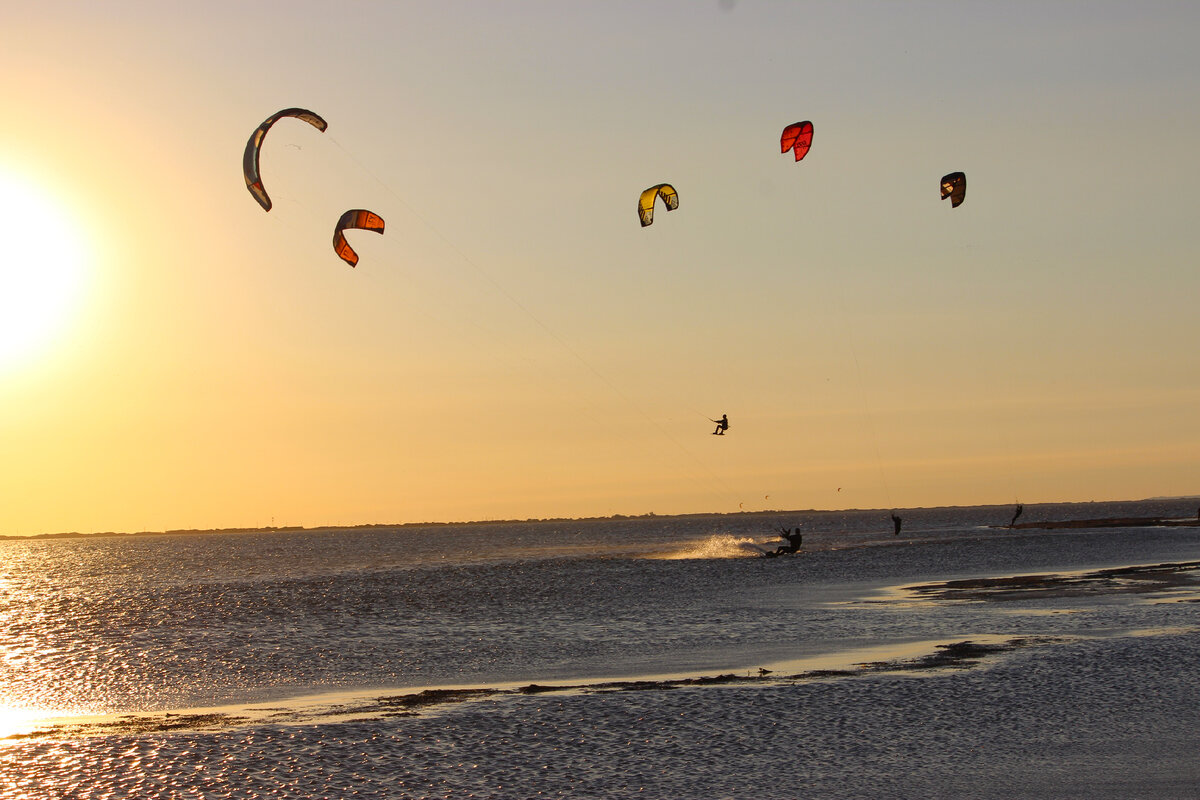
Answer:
2;634;1058;743
898;560;1200;603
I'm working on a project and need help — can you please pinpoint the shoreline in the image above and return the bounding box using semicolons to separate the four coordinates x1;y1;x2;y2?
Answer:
7;498;1200;541
0;634;1058;744
1005;516;1200;530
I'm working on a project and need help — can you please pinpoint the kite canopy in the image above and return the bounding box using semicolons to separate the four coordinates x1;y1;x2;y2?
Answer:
243;108;328;212
638;184;679;227
780;121;814;161
332;209;386;267
940;171;966;208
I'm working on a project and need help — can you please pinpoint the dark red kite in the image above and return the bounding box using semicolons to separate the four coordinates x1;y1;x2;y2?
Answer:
780;121;814;162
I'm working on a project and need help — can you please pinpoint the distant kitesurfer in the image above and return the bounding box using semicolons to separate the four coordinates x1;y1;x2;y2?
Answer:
771;526;803;556
712;414;729;435
891;512;902;536
1009;504;1024;528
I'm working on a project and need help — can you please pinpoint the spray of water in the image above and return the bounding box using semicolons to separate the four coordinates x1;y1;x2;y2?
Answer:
655;534;765;560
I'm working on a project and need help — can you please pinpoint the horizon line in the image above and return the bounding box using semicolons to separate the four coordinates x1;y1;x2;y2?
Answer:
5;495;1198;541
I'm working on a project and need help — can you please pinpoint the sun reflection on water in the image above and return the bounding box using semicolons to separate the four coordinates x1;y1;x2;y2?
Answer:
0;706;49;743
0;691;90;745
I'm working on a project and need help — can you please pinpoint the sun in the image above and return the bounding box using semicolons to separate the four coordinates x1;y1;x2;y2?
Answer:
0;166;90;372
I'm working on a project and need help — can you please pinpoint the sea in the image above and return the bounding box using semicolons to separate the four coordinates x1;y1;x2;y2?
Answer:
2;498;1200;799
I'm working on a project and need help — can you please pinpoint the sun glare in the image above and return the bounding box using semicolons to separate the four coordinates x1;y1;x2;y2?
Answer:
0;166;90;372
0;704;46;743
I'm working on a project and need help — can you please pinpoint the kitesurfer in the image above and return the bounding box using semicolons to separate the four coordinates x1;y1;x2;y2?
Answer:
773;526;802;555
712;414;729;435
891;512;902;536
1009;504;1024;528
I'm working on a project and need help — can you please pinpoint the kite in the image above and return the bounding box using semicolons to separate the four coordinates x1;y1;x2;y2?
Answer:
332;209;386;267
940;171;966;208
243;108;328;212
638;184;679;227
780;121;814;162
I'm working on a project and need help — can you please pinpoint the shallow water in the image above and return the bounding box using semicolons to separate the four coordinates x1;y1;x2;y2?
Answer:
2;499;1200;798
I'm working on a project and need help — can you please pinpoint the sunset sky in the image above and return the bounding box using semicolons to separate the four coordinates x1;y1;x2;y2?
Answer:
3;1;1199;535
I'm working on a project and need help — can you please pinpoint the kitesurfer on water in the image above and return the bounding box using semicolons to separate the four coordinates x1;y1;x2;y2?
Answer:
712;414;729;435
891;513;902;536
773;526;802;555
1009;504;1024;528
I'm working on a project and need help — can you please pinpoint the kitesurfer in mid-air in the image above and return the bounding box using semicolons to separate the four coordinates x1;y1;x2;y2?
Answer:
891;512;902;536
712;414;729;435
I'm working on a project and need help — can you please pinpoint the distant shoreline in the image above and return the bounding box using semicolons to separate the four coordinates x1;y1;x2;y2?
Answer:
3;511;768;541
4;497;1199;541
1005;516;1200;530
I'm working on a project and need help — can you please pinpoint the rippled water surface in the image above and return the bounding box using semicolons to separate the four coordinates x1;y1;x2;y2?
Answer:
3;499;1200;798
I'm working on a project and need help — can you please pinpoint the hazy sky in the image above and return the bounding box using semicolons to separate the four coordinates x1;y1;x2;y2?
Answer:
2;1;1198;534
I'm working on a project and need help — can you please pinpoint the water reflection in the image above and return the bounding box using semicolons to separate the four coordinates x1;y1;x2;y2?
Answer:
0;706;55;744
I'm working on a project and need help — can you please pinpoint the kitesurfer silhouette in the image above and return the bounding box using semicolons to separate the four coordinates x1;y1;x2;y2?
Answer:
891;512;902;536
712;414;729;435
1009;504;1024;528
773;527;802;555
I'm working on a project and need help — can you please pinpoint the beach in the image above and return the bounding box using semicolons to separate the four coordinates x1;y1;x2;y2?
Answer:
2;499;1199;798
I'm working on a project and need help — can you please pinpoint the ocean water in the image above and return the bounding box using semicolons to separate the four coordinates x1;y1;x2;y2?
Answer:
2;499;1200;798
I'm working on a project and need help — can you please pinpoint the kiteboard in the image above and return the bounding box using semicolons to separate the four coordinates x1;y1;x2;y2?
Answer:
752;542;801;558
